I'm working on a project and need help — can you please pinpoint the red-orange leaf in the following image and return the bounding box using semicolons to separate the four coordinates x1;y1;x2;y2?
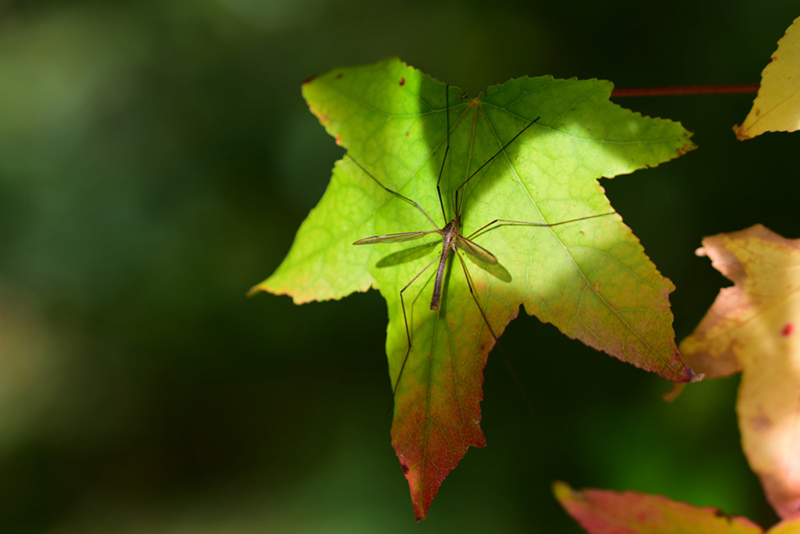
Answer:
554;481;766;534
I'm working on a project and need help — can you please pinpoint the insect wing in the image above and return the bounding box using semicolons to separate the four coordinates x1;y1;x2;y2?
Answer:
455;235;498;265
353;230;440;245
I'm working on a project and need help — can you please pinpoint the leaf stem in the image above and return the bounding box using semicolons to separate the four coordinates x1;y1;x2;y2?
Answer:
611;84;759;97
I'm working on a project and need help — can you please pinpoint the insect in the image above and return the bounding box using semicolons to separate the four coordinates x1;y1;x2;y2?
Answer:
349;85;614;394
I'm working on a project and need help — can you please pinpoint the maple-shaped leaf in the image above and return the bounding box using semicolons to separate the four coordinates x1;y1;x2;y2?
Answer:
554;481;800;534
252;58;695;520
680;225;800;519
734;16;800;139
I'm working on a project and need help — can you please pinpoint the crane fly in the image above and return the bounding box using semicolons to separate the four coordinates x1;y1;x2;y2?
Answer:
350;86;614;395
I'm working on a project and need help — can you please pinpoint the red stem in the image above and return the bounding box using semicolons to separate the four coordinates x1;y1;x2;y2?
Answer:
611;84;759;97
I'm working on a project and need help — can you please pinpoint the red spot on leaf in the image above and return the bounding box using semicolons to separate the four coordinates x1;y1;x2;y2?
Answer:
335;73;343;80
782;322;794;336
401;463;409;474
750;414;772;431
399;77;405;86
405;131;410;136
334;135;342;146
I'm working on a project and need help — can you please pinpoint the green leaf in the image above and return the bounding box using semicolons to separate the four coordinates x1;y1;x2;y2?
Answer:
252;57;695;520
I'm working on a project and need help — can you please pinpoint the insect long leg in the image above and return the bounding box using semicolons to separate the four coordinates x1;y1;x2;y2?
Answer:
453;251;538;419
466;211;616;241
435;85;451;226
454;116;540;218
392;253;443;396
454;251;499;341
347;154;440;231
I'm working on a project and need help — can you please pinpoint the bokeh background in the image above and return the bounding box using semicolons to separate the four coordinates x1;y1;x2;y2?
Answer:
1;1;798;532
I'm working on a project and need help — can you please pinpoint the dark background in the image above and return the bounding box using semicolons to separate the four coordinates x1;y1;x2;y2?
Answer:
0;1;796;532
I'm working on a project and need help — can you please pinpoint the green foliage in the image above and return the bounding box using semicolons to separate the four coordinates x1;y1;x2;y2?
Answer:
255;57;696;518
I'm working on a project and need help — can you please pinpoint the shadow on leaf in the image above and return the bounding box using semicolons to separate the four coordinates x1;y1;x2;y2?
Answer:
376;242;438;268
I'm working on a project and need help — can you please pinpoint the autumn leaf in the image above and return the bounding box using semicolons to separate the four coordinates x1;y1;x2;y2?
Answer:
680;225;800;519
554;481;800;534
734;16;800;139
773;521;800;534
252;58;695;519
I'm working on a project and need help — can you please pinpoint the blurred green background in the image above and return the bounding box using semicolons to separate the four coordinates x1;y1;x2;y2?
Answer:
1;0;797;532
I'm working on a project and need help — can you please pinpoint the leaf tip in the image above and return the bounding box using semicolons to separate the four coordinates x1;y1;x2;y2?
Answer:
733;123;753;141
552;480;578;503
683;362;701;383
246;283;266;298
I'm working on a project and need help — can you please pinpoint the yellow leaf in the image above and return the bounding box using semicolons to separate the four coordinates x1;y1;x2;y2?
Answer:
734;17;800;139
680;225;800;518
